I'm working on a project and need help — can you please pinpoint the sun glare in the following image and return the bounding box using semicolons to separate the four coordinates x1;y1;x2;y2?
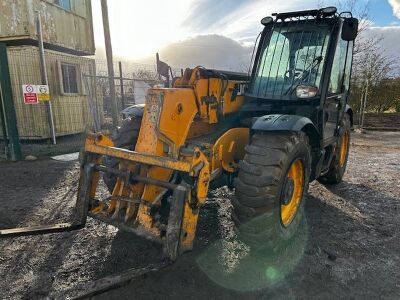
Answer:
92;0;193;60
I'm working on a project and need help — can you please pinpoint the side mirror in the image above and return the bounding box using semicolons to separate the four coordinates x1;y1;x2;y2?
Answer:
341;18;358;41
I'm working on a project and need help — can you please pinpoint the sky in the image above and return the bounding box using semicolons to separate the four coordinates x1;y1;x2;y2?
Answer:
91;0;400;70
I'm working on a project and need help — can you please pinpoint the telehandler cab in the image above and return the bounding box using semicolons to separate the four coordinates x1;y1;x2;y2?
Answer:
1;7;358;262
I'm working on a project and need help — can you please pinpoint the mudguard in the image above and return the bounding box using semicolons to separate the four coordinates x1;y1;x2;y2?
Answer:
252;114;316;132
252;114;322;179
252;114;320;148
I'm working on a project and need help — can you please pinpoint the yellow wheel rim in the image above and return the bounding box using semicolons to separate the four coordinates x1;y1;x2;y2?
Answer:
339;131;349;168
281;159;305;227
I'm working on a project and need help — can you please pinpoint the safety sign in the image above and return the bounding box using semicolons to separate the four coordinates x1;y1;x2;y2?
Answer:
22;85;38;105
22;84;50;104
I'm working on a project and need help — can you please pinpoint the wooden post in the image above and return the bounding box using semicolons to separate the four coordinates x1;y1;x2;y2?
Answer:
0;43;22;161
358;88;364;126
101;0;118;127
360;78;369;130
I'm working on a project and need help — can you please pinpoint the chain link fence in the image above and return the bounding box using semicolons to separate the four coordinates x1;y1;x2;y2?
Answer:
92;60;162;128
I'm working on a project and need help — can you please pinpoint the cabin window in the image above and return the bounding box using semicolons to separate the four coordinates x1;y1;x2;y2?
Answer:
54;0;72;11
60;63;80;94
328;37;348;94
250;23;331;99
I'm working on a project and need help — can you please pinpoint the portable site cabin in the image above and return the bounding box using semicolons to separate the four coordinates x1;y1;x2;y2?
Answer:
0;0;102;140
6;46;102;139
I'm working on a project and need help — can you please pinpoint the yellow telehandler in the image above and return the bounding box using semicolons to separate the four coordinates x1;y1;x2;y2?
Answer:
1;7;358;263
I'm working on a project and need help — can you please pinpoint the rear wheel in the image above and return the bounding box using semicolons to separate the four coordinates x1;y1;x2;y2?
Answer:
233;131;311;249
103;117;142;193
318;114;351;185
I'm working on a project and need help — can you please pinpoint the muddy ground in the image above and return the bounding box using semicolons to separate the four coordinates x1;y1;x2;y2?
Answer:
0;131;399;300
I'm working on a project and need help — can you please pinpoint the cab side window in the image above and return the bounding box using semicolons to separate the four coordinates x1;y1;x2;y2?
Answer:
328;37;351;94
343;41;354;93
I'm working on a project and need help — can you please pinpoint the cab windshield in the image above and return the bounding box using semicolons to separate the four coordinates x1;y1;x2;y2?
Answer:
250;22;331;99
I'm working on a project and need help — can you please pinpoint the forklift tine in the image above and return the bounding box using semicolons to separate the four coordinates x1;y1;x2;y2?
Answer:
75;162;96;225
0;223;82;238
0;163;95;238
163;185;186;261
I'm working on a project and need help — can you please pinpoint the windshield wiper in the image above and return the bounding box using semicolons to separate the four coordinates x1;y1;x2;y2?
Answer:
284;56;323;96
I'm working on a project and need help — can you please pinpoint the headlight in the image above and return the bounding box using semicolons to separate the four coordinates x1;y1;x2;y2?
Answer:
296;85;318;99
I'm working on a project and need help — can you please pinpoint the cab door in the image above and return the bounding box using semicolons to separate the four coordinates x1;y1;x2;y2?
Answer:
323;35;354;143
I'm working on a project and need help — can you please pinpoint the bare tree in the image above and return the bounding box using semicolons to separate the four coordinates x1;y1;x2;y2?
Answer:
334;0;400;115
133;69;159;81
369;78;400;112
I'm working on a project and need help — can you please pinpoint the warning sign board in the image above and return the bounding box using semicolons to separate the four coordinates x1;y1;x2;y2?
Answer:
37;85;50;101
22;85;38;105
22;84;51;104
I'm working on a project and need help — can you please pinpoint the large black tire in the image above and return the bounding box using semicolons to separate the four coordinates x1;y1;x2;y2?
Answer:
318;114;351;185
232;131;311;249
103;117;142;193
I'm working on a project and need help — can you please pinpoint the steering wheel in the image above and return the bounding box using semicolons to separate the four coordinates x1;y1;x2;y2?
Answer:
283;68;312;95
284;68;304;80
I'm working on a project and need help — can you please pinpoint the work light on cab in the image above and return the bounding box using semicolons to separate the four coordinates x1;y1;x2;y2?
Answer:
261;16;273;25
320;6;337;17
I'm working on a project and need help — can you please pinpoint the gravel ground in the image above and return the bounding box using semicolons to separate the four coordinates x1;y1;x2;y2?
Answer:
0;131;399;300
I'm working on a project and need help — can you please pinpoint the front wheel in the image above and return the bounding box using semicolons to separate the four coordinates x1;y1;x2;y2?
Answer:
232;131;311;249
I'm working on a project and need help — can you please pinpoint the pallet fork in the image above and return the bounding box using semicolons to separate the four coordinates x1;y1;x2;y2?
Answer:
0;162;188;262
0;133;209;262
0;161;92;238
